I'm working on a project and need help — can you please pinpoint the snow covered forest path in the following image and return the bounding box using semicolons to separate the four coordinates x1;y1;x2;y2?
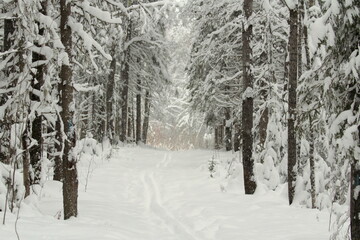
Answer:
2;147;329;239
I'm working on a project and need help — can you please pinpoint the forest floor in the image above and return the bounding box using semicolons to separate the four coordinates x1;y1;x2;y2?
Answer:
1;146;330;239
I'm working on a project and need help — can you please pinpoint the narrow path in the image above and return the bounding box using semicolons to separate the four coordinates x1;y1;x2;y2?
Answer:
1;147;330;240
142;153;203;240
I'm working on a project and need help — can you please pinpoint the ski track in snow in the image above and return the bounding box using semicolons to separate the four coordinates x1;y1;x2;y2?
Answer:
0;147;330;240
142;152;203;240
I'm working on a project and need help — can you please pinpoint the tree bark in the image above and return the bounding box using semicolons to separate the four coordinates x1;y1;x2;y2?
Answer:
296;1;304;171
297;0;303;79
120;68;129;142
132;101;136;140
136;78;142;144
219;123;224;149
106;46;116;144
214;125;220;150
19;44;31;197
288;5;298;205
79;91;90;139
115;99;121;141
233;122;241;152
309;115;316;209
242;0;256;194
127;101;133;141
54;119;63;181
0;18;16;163
303;0;315;209
303;0;312;70
22;129;30;197
224;107;232;151
29;0;47;184
142;90;150;144
120;18;132;143
29;115;42;184
259;106;269;148
60;0;78;219
3;19;15;54
351;125;360;240
120;68;129;141
350;62;360;238
259;30;270;148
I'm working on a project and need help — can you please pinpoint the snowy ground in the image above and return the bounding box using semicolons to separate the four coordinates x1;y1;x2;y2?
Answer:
1;146;330;239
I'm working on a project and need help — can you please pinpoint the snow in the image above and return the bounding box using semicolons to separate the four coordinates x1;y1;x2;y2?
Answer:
37;13;64;49
309;18;327;49
68;17;113;68
73;84;100;92
105;0;129;17
242;87;254;99
58;52;70;66
262;0;272;12
284;0;297;10
0;147;329;239
79;0;122;24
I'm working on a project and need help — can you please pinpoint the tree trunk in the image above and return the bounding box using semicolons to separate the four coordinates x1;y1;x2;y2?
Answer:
80;91;90;139
242;0;256;194
142;90;150;144
259;42;269;148
22;129;30;197
14;35;32;197
224;107;232;151
120;66;129;142
121;69;129;142
303;0;315;209
106;46;116;144
233;122;241;152
296;0;304;173
132;101;136;140
1;18;16;163
259;106;269;148
283;52;289;88
3;18;15;54
303;0;312;70
297;0;303;80
54;120;63;181
29;0;47;184
214;125;220;150
351;125;360;240
136;78;142;144
29;115;42;184
309;115;316;209
219;123;224;149
127;98;133;141
60;0;78;219
120;19;131;143
287;5;298;205
115;102;121;141
19;45;31;197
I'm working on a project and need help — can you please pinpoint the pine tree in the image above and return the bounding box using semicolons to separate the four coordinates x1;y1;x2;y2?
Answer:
136;76;142;144
242;0;256;194
287;2;298;205
29;0;48;185
59;0;78;219
142;90;151;143
120;17;131;142
106;43;117;144
0;4;16;164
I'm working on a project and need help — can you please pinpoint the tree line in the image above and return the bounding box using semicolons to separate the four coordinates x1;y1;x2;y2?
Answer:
0;0;170;220
185;0;359;239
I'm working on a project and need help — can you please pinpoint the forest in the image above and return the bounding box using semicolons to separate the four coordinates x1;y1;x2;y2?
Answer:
0;0;359;239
